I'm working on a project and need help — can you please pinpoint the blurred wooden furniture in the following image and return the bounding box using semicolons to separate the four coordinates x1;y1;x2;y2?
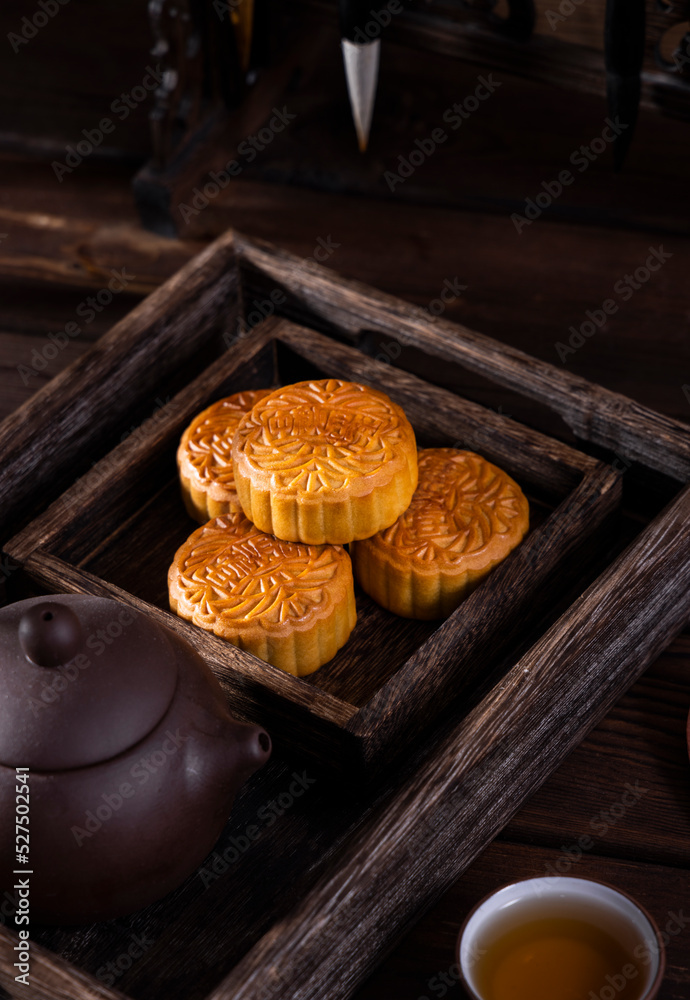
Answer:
3;0;690;237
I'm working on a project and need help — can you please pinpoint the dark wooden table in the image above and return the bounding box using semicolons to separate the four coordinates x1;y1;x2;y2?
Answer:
1;152;689;997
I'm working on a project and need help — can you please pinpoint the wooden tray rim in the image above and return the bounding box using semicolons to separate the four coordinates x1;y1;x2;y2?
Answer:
5;315;622;771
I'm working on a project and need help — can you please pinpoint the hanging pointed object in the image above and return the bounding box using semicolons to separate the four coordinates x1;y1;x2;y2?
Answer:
231;0;254;72
339;0;380;152
604;0;646;171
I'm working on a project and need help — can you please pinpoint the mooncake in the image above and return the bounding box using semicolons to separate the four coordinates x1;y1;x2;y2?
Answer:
177;389;273;523
351;448;529;619
232;379;418;545
168;511;357;675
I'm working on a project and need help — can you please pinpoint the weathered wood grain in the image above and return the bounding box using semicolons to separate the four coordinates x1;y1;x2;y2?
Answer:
0;924;130;1000
3;321;279;565
4;313;623;772
351;460;622;766
0;230;240;537
275;320;599;489
0;333;86;421
504;633;690;870
207;485;690;1000
0;207;196;296
0;154;201;293
235;235;690;482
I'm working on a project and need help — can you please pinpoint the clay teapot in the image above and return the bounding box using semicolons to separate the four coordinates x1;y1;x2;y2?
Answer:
0;594;271;924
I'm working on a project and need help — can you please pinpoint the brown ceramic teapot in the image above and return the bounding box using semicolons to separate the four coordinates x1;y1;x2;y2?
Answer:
0;594;271;924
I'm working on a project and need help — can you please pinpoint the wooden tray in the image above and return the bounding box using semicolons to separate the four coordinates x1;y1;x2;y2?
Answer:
5;315;620;773
1;230;689;1000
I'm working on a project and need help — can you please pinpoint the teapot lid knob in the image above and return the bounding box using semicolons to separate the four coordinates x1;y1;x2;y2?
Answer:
0;595;179;770
18;601;83;668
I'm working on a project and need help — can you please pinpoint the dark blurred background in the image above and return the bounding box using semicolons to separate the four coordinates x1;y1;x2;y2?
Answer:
1;0;688;426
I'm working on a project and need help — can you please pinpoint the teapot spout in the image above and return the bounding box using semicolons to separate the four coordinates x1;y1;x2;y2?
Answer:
225;719;272;783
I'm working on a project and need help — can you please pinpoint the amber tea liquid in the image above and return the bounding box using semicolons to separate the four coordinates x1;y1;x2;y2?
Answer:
472;908;648;1000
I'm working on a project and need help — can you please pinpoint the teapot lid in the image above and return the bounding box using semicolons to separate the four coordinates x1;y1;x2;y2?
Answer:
0;595;178;770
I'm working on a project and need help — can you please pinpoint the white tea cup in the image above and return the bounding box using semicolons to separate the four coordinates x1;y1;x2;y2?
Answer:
457;876;665;1000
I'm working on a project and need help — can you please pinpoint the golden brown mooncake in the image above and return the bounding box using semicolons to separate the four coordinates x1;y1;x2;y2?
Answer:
232;379;418;545
168;511;357;676
351;448;529;620
177;389;273;523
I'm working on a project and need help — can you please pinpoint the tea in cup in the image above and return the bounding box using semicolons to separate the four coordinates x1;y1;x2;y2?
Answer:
457;876;664;1000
